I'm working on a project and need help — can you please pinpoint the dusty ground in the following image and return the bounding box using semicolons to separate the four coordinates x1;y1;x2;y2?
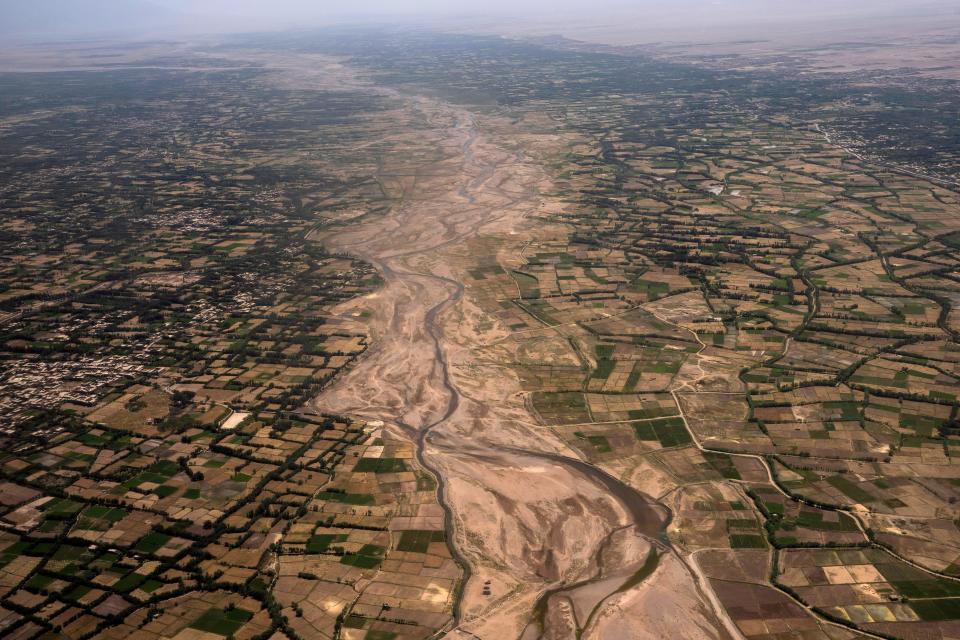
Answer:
231;52;742;639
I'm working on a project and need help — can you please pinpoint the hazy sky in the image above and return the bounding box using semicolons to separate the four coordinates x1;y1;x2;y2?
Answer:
2;0;958;41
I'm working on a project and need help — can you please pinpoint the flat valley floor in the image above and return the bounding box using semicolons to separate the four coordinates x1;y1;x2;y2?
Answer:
1;28;960;640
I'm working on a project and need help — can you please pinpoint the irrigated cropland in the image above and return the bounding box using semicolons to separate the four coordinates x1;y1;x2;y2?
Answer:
0;25;959;640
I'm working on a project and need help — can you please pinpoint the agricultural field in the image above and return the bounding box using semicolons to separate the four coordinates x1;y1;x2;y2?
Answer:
326;27;960;638
0;20;959;640
0;52;459;640
778;548;960;636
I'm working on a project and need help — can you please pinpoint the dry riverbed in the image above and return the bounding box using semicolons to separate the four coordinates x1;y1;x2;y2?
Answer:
287;55;737;639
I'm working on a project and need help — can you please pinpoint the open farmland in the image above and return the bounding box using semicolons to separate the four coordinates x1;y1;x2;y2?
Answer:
291;27;960;639
0;51;460;640
0;20;959;640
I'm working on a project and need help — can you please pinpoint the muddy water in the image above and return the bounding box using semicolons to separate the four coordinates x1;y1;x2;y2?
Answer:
513;449;670;539
508;447;670;639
